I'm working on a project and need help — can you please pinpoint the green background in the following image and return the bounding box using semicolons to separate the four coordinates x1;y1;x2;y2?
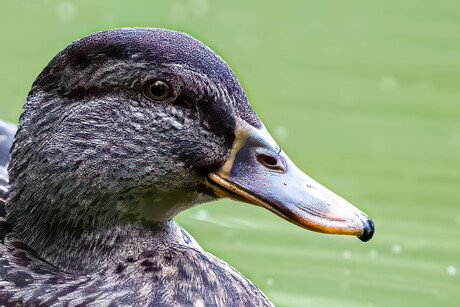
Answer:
1;1;459;306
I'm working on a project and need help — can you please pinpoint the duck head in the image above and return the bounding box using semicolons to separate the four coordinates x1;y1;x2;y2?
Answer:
7;28;373;252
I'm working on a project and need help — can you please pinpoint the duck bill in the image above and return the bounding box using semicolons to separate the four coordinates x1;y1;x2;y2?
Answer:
208;123;374;242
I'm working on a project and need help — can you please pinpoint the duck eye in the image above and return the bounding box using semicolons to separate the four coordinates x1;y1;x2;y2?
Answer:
143;79;171;101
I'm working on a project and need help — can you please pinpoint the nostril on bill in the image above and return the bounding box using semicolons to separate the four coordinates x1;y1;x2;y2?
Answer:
257;154;278;167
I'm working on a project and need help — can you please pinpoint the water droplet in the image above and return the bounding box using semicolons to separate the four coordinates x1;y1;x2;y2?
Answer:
266;277;274;286
391;244;402;254
57;2;76;22
342;250;352;260
274;126;288;142
455;216;460;225
447;265;457;276
194;209;209;221
380;75;398;91
369;249;378;259
450;134;460;147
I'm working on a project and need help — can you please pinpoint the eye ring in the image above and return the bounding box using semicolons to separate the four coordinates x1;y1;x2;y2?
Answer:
142;79;171;101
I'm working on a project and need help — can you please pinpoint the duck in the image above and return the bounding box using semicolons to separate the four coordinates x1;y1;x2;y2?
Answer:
0;28;374;306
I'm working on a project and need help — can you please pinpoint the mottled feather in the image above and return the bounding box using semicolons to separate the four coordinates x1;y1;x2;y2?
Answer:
1;28;272;306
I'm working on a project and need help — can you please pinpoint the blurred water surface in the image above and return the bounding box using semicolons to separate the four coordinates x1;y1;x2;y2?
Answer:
0;1;459;306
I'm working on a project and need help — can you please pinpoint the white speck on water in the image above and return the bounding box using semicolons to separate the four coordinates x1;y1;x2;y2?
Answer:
189;0;208;16
450;134;460;147
266;278;274;287
369;249;378;259
344;269;352;276
380;75;398;91
57;2;76;22
194;209;209;221
447;265;457;276
274;126;288;142
342;250;352;260
228;217;258;229
455;216;460;224
391;244;402;254
432;288;440;295
192;211;254;229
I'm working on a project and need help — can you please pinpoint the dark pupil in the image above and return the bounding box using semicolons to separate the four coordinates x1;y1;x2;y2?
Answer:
151;81;166;98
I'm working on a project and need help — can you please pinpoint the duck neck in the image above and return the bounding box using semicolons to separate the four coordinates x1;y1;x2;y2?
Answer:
6;213;201;274
5;182;209;274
